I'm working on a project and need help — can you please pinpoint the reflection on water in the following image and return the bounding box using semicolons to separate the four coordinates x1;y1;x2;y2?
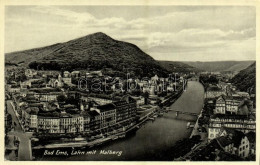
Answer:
37;81;204;161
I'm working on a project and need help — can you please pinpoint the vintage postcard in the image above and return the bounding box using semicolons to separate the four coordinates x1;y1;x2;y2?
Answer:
1;0;259;164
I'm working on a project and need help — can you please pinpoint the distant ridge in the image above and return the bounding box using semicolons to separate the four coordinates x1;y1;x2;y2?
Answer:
158;60;201;73
182;61;255;72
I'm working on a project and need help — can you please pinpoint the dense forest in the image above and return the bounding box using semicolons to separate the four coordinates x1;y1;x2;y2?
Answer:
230;62;256;94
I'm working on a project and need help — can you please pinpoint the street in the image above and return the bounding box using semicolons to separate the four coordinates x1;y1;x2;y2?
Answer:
6;100;33;160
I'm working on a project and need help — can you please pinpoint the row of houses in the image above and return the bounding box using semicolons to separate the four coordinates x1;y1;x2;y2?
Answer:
20;96;137;134
214;95;252;115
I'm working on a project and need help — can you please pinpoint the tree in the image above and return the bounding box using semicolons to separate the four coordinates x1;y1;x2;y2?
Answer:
142;91;149;105
57;95;66;103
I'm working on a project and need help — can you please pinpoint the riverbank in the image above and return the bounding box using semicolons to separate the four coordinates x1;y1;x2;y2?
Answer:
189;108;202;138
32;106;158;149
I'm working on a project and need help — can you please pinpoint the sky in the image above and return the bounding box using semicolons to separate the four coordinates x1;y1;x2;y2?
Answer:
5;6;256;61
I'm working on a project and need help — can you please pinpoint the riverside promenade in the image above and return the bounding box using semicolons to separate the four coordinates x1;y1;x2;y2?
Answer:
33;107;157;149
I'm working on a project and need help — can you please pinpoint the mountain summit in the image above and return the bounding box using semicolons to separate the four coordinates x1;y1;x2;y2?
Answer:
5;32;169;77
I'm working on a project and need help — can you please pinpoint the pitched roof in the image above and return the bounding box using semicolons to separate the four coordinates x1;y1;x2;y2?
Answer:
216;136;233;147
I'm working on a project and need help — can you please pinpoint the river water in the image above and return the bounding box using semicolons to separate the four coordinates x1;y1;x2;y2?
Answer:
38;81;204;161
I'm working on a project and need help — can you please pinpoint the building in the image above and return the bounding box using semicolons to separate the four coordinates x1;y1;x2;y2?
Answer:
71;71;80;78
214;96;226;114
88;110;101;131
63;71;72;85
214;95;242;115
47;79;60;88
81;111;91;132
38;116;60;133
205;86;226;98
151;75;159;83
60;113;84;133
34;92;62;102
25;69;37;78
208;115;256;141
131;96;145;107
20;80;32;89
215;136;234;153
96;103;116;129
37;111;84;134
114;96;137;125
21;107;39;131
81;96;113;105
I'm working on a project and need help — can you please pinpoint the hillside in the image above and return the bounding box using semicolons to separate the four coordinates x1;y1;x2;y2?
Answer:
230;62;256;94
158;61;201;73
5;32;170;78
183;61;254;72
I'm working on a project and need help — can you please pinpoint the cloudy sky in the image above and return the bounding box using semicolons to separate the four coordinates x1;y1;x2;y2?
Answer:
5;6;255;61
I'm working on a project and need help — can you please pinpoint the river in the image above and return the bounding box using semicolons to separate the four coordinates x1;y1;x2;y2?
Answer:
38;81;204;161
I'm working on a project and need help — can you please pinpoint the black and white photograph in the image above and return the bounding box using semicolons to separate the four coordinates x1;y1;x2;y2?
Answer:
3;4;257;162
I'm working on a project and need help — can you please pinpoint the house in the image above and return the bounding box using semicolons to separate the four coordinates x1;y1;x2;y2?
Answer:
63;71;71;78
214;96;226;114
20;80;32;89
214;95;242;115
63;71;72;85
231;131;250;158
47;75;64;88
71;71;80;78
25;69;37;78
151;75;159;83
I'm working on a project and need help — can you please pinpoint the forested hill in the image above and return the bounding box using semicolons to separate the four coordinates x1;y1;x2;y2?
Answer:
230;62;256;94
5;32;170;78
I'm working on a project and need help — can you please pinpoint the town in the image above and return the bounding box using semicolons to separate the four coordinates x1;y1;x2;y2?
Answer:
5;67;187;160
5;66;256;161
175;71;256;161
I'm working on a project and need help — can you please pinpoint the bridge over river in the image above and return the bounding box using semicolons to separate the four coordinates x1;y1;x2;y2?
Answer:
37;81;205;161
